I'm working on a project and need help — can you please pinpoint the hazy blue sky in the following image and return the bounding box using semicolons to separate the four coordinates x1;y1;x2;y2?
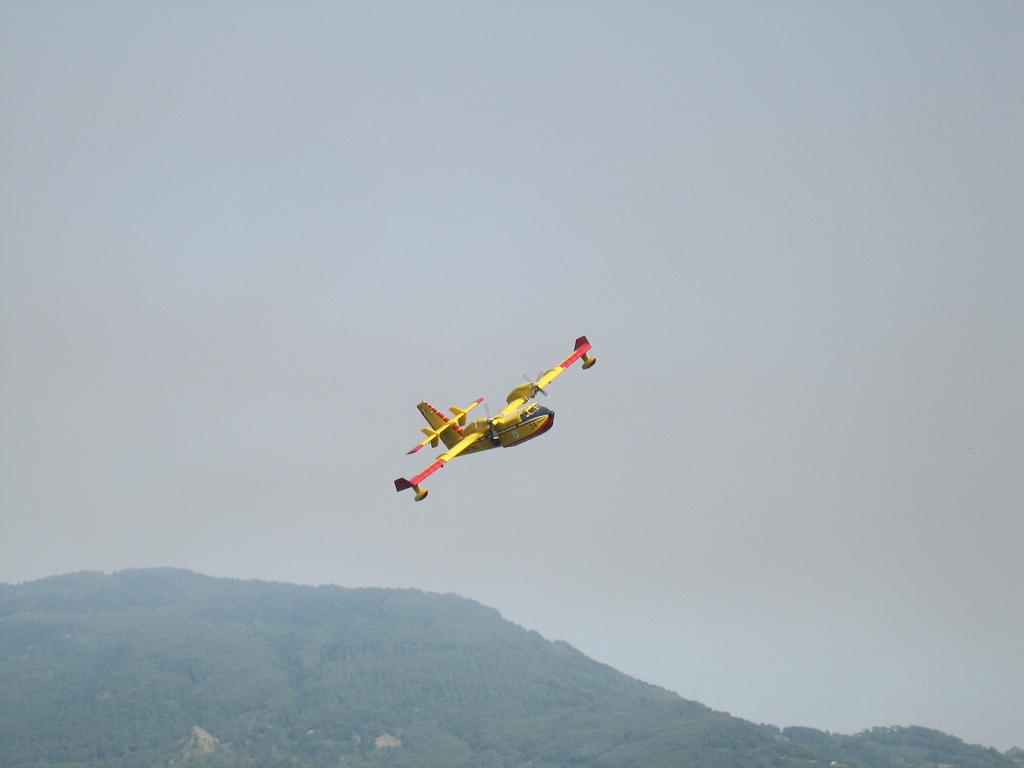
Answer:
2;0;1021;751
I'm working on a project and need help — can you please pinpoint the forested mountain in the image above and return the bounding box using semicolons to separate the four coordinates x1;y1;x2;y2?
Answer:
0;569;1012;768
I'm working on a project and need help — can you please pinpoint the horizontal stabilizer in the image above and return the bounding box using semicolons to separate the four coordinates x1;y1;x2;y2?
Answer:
449;397;484;426
407;426;443;454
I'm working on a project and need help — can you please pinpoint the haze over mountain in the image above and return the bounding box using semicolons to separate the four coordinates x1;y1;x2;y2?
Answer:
0;569;1014;768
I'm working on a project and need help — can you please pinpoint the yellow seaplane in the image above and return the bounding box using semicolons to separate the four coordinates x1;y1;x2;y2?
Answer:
394;336;597;501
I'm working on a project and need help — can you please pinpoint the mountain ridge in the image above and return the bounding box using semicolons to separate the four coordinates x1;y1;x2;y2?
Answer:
0;568;1012;768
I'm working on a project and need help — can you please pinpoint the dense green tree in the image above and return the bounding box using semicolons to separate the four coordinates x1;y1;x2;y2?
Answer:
0;570;1012;768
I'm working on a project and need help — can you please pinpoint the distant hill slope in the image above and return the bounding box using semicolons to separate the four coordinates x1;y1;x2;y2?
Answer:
0;569;1011;768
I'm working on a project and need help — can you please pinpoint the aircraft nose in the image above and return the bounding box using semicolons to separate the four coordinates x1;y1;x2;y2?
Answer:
541;412;555;432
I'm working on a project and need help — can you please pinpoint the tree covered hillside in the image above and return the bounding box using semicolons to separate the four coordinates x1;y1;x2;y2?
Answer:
0;569;1012;768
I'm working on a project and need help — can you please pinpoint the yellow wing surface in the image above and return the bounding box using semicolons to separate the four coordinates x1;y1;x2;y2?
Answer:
393;431;486;501
394;336;596;501
494;335;597;423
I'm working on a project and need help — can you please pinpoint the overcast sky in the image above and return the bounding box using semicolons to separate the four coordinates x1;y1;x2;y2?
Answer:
2;0;1021;752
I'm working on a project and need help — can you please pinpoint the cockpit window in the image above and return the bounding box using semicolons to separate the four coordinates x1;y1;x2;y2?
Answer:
520;403;551;419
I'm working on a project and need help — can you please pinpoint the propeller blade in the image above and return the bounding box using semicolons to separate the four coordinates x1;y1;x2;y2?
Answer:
520;371;550;398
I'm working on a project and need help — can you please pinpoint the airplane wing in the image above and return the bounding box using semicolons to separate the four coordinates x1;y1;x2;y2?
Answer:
394;431;485;500
496;336;597;420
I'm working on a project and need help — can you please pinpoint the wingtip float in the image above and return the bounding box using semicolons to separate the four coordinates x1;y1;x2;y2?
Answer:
393;336;597;501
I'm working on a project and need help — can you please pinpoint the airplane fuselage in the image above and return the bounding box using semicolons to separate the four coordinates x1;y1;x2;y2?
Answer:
461;404;555;454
